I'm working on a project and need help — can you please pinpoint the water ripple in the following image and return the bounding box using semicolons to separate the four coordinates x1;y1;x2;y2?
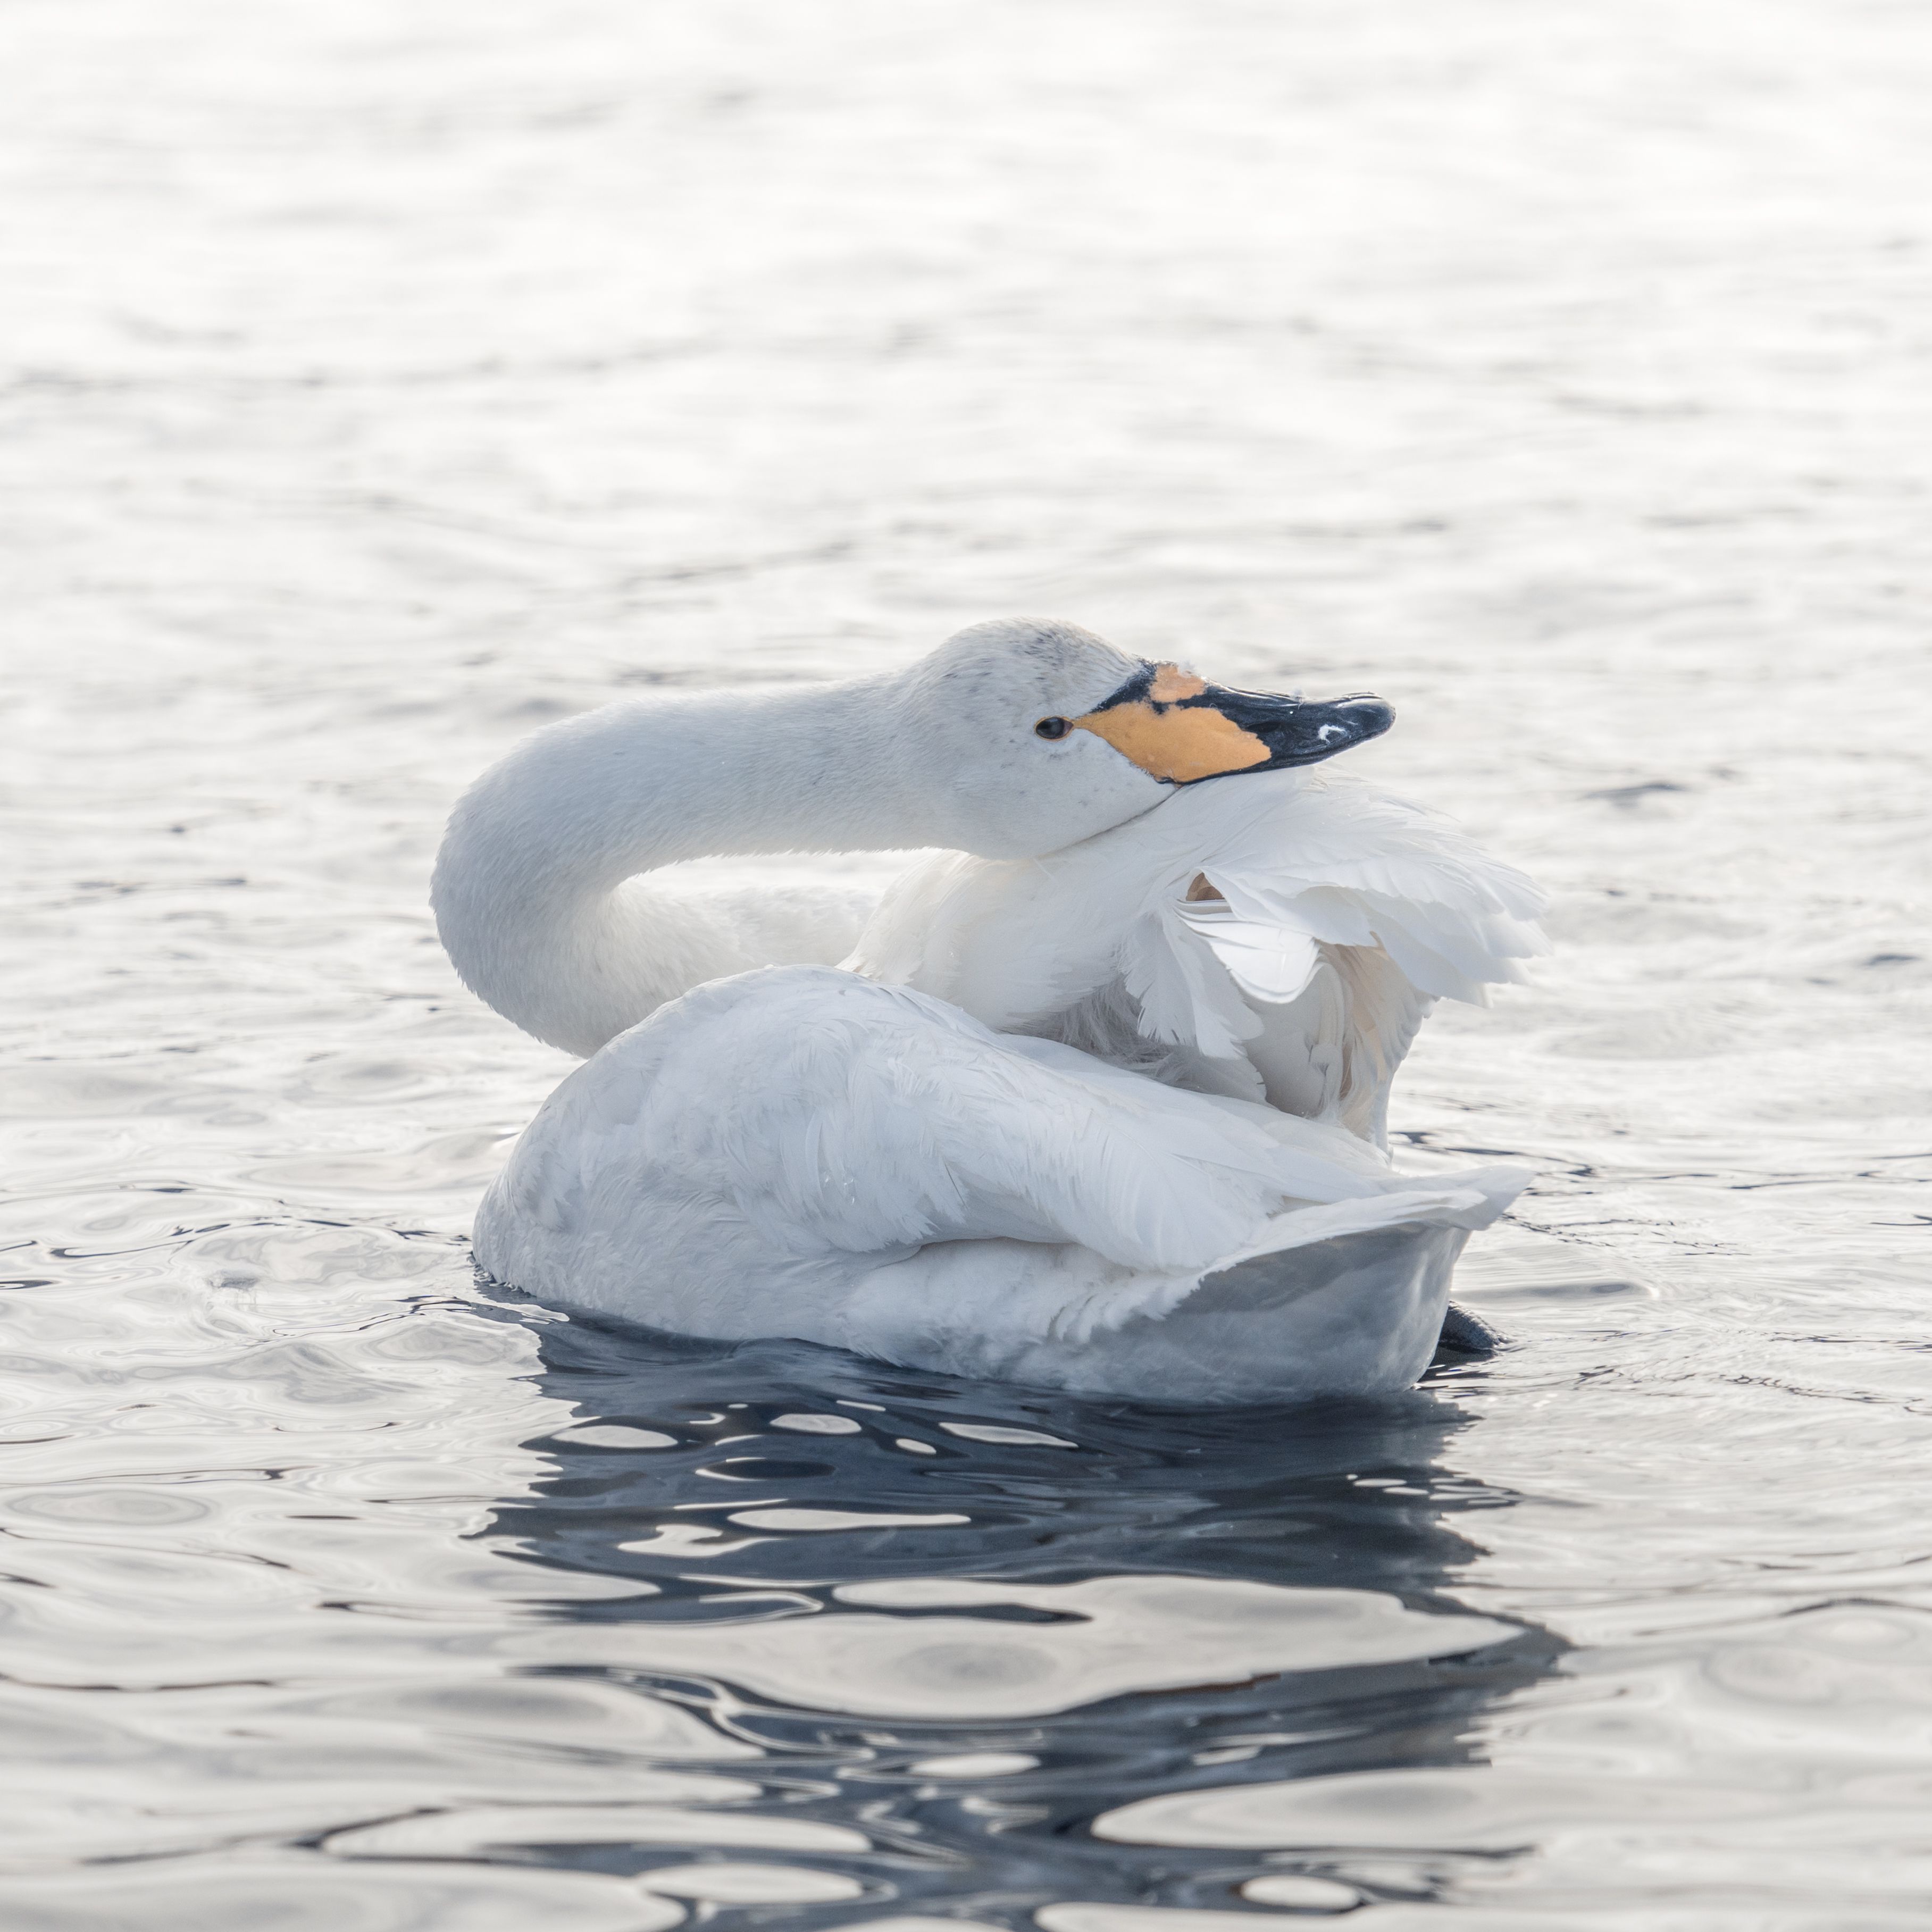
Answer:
4;0;1931;1921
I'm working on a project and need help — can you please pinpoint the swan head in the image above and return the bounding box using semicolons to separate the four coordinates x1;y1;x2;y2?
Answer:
898;617;1394;859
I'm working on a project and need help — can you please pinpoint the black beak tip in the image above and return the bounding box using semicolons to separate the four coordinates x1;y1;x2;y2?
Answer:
1276;693;1393;765
1339;695;1395;743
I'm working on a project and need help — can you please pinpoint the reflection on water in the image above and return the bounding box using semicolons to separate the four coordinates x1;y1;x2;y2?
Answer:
477;1313;1562;1916
5;0;1932;1920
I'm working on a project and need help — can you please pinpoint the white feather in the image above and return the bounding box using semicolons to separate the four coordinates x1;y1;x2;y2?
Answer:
849;764;1547;1147
1174;900;1323;1005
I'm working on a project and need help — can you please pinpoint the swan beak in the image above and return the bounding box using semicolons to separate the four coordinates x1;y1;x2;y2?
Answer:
1073;663;1394;785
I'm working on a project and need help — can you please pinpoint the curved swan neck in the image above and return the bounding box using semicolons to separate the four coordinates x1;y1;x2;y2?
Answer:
432;678;931;1056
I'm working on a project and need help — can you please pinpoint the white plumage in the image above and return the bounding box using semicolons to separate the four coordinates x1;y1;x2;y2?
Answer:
435;618;1546;1403
847;767;1545;1148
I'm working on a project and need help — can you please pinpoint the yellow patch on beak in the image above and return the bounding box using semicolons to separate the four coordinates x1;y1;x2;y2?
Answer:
1073;663;1270;784
1146;664;1208;703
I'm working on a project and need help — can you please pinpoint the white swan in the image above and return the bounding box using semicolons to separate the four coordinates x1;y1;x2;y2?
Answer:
433;619;1546;1404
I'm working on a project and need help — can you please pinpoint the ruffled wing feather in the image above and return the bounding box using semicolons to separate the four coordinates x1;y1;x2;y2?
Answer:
846;768;1546;1148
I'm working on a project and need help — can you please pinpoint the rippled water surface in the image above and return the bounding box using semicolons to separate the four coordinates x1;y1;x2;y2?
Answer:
5;1;1931;1925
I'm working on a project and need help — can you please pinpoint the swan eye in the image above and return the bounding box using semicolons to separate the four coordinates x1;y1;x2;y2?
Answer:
1034;716;1070;740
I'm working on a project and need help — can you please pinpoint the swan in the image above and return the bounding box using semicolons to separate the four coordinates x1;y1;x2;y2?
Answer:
433;618;1546;1404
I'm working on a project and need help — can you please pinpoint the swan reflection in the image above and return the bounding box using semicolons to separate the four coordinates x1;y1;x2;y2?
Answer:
471;1313;1567;1919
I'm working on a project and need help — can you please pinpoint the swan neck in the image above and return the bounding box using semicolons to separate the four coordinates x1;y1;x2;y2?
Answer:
432;679;923;1055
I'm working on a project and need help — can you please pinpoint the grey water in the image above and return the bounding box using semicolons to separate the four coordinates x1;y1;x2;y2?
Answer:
4;0;1930;1925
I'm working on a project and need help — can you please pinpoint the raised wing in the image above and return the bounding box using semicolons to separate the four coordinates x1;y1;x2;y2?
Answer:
847;769;1546;1147
1170;777;1544;1143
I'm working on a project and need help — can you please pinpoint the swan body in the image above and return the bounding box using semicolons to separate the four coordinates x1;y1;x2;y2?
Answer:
436;620;1546;1403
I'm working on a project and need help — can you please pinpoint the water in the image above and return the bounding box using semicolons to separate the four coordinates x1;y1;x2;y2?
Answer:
3;0;1930;1923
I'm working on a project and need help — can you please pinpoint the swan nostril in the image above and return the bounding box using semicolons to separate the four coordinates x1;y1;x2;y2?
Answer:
1034;717;1070;740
